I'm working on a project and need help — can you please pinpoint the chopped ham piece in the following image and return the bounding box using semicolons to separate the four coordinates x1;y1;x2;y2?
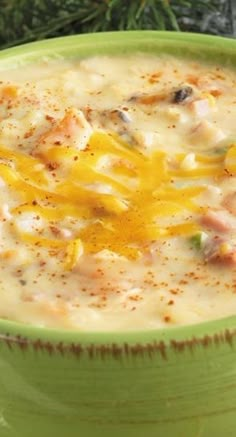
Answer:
222;192;236;215
34;108;92;156
204;237;236;267
220;251;236;266
190;99;210;117
201;210;233;233
190;120;226;147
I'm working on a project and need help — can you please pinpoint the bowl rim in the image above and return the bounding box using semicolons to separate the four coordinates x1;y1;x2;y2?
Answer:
0;30;236;347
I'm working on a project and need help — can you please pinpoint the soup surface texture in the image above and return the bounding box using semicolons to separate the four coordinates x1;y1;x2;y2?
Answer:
0;54;235;330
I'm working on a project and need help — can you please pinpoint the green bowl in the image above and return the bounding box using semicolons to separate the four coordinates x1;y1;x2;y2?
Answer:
0;31;236;437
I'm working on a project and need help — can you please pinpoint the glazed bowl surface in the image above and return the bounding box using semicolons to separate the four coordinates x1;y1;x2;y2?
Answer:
0;31;235;437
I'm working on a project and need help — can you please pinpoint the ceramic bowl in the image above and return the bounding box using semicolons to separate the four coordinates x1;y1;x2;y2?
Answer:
0;31;235;437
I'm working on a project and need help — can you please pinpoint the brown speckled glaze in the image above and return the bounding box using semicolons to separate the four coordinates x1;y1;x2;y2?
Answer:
0;328;235;359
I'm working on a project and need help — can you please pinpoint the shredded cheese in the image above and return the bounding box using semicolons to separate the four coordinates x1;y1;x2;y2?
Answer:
64;238;84;271
225;145;236;175
0;128;221;266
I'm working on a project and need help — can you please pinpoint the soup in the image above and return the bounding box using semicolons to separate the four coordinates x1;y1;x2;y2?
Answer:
0;54;235;330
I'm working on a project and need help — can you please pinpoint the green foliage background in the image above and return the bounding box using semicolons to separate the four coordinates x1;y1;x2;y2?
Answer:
0;0;234;50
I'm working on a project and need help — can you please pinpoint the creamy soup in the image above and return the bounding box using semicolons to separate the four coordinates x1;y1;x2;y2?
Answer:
0;54;235;330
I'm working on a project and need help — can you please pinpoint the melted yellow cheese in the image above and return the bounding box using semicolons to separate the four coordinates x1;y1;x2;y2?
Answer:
0;130;224;269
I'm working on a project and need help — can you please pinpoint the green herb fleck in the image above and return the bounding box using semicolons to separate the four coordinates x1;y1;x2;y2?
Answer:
190;232;208;250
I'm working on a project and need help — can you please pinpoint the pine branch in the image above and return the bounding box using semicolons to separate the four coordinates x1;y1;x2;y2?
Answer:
172;0;233;35
0;0;233;51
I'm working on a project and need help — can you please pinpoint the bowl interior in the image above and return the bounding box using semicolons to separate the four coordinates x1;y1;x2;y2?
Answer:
0;31;235;345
